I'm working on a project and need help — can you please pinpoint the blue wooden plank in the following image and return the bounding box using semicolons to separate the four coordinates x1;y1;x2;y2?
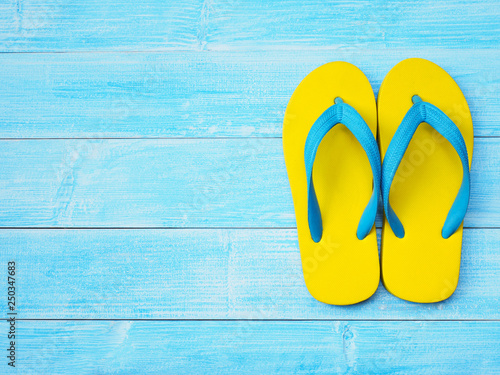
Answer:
1;0;498;52
205;0;500;51
1;228;498;319
2;320;499;374
0;138;497;227
0;0;202;52
0;50;498;138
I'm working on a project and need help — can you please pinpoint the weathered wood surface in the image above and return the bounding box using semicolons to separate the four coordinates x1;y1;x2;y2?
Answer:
0;50;498;138
0;228;498;319
1;320;498;374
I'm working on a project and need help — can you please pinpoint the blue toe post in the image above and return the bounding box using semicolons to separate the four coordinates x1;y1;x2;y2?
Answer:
304;99;381;243
381;96;471;239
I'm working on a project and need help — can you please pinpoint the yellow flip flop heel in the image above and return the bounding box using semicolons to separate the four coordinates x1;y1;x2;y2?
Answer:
283;62;380;305
378;58;474;303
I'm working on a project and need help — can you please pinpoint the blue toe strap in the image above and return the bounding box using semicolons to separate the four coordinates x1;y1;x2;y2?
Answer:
381;98;470;239
304;100;381;243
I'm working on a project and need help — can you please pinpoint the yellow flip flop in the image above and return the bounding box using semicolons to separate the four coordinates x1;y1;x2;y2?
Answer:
283;62;380;305
378;58;474;303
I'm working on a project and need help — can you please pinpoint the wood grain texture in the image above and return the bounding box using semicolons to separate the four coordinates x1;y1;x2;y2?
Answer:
0;50;498;138
1;228;498;319
0;138;497;227
0;0;203;52
1;0;499;52
2;320;499;374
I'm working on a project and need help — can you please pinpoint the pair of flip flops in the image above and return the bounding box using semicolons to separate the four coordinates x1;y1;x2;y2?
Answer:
283;58;473;305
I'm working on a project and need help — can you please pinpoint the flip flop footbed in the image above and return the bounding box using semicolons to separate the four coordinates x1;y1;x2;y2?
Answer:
283;62;379;305
378;58;473;303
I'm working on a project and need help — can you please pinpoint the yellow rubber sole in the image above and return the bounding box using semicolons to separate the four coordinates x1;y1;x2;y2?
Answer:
283;62;380;305
378;58;474;303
